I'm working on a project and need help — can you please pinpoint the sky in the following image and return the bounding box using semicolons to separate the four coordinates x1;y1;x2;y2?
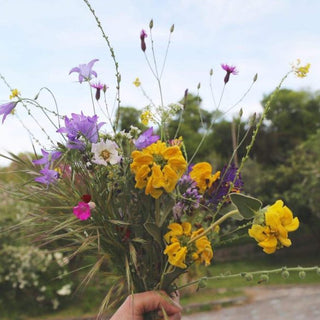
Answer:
0;0;319;166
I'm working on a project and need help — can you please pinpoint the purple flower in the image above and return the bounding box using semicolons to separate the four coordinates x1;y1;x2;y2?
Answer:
221;64;238;84
35;167;59;186
69;59;99;83
57;112;105;150
33;149;62;167
134;127;159;149
90;82;107;101
73;201;91;220
0;101;17;124
140;29;147;52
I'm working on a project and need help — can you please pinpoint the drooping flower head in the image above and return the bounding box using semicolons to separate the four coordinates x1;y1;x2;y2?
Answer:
130;140;187;199
33;149;62;167
189;162;220;194
90;81;107;100
69;59;99;83
91;139;121;166
34;167;60;186
248;200;299;254
134;127;160;149
221;64;238;84
140;29;147;52
57;112;105;150
0;101;17;124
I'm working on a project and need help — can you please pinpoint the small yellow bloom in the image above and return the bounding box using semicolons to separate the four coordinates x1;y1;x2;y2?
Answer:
9;88;20;100
292;59;310;78
248;200;299;254
140;110;152;126
189;162;220;193
131;141;187;198
133;77;141;87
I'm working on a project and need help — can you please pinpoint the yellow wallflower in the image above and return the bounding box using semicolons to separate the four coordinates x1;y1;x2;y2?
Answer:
140;110;152;126
10;88;20;100
248;200;299;254
189;162;220;193
130;141;187;199
292;59;310;78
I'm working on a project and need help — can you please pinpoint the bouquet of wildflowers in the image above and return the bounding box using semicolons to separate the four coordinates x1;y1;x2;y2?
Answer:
0;2;310;319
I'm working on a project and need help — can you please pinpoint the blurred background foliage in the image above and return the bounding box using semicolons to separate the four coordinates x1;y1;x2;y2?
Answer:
0;88;320;318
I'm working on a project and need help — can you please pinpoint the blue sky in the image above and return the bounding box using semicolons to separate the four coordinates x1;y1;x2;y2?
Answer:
0;0;319;165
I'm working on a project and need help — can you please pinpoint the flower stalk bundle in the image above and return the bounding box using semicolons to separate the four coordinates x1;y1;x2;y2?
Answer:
0;1;311;318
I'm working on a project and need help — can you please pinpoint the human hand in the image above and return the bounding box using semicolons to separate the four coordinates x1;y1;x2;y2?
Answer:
110;290;182;320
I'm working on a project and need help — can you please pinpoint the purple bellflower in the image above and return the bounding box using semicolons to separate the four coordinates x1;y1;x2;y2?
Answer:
57;112;105;150
69;59;99;83
35;167;59;186
0;101;17;124
221;64;238;84
33;149;62;167
134;127;159;149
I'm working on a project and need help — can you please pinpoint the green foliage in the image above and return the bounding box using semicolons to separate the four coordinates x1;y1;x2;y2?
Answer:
116;106;146;132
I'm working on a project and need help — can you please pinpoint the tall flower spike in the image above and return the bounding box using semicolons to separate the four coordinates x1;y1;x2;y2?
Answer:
69;59;99;83
221;64;238;84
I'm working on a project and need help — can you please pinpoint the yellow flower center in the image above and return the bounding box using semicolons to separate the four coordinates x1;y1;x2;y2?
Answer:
100;150;111;161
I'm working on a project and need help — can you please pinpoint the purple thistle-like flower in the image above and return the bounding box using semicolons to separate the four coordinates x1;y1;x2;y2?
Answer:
33;149;62;167
140;29;147;52
221;64;238;84
134;127;160;149
57;112;105;150
0;101;17;124
69;59;99;83
207;163;243;208
34;167;59;186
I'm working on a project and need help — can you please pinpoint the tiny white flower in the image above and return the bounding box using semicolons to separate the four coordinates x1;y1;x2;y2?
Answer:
91;140;121;166
56;283;72;296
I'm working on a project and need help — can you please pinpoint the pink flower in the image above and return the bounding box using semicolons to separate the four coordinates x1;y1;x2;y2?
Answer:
221;64;238;84
140;29;147;52
73;201;91;220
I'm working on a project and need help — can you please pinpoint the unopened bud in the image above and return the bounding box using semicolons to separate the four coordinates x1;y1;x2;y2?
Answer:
245;273;253;281
253;73;258;82
239;108;243;118
317;267;320;276
149;19;154;29
299;271;306;279
281;270;290;279
197;82;201;90
170;24;175;33
198;277;207;288
210;68;213;76
259;274;269;283
103;85;108;93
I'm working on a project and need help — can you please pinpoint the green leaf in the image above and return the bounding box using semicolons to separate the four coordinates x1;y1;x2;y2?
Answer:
219;203;243;221
144;222;162;245
229;193;262;219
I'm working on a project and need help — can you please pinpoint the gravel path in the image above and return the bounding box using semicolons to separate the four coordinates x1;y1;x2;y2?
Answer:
182;284;320;320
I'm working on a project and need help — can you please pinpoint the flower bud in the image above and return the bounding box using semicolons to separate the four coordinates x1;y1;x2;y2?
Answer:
170;24;175;33
239;108;243;118
197;82;201;90
281;270;290;279
245;273;253;281
253;73;258;82
210;68;213;76
259;274;269;283
198;277;207;288
149;19;154;29
298;271;306;279
317;267;320;276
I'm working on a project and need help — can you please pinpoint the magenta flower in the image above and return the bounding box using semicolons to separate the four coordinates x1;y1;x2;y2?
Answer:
69;59;99;83
134;127;159;149
33;149;62;167
90;82;107;101
221;64;238;84
57;112;105;150
73;201;91;220
34;167;59;186
0;101;17;124
140;29;147;52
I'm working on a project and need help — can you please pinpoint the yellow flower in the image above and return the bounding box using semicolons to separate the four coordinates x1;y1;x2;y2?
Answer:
133;77;141;87
9;88;20;100
248;200;299;254
130;141;187;198
189;162;220;193
164;222;213;268
292;59;310;78
140;110;152;126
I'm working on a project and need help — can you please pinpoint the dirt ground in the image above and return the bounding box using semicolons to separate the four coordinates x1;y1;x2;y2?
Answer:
182;284;320;320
